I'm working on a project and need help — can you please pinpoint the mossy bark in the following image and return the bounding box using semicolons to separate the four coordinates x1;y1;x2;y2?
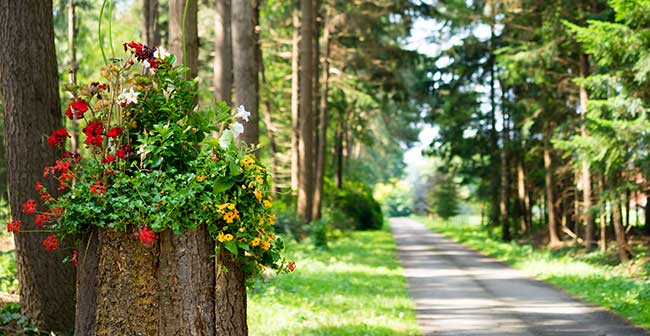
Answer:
76;226;217;336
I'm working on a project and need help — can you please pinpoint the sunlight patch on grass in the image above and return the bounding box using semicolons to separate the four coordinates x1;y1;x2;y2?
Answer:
417;216;650;329
247;227;420;336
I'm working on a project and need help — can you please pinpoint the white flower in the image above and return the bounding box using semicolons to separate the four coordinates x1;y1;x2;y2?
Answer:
142;59;151;69
118;88;140;105
219;130;234;148
154;47;170;59
230;122;245;138
235;105;251;122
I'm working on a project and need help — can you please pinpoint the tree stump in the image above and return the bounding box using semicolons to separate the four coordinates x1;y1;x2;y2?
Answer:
75;226;216;335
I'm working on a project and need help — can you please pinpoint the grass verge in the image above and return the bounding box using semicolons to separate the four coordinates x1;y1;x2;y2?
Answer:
417;216;650;329
247;225;420;336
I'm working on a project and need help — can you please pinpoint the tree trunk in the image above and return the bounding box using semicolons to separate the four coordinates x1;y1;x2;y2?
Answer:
169;0;198;79
310;0;321;216
517;156;530;233
68;0;79;154
500;111;511;241
544;124;561;247
0;1;76;332
579;53;595;249
598;175;607;252
215;249;248;335
290;7;301;192
334;112;344;189
259;50;280;197
214;0;233;104
312;8;331;221
612;194;630;263
233;0;259;145
297;0;315;224
488;8;500;227
143;0;160;47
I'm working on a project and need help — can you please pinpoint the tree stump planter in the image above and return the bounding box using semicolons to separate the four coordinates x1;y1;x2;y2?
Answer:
75;226;216;336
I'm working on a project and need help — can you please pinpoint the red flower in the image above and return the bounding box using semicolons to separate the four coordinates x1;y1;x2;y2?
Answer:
42;235;59;251
126;41;143;52
35;181;43;191
106;127;123;138
287;261;296;273
65;99;89;120
101;155;116;164
116;145;132;159
7;220;21;233
23;199;36;214
89;181;107;195
133;227;158;247
61;151;81;162
39;191;52;202
72;250;78;267
34;213;49;228
50;207;65;219
47;128;70;147
83;121;104;147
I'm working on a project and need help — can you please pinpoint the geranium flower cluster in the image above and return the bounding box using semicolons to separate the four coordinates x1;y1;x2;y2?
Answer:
6;41;291;276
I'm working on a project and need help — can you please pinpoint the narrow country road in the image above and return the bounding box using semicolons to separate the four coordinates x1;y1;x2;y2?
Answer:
390;217;649;336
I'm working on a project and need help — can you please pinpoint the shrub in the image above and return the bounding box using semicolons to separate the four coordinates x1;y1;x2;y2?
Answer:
326;181;384;231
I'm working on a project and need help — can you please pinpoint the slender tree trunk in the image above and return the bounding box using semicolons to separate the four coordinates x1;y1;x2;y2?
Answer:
645;179;650;236
290;6;300;192
214;0;233;104
580;54;595;250
500;111;511;241
143;0;160;47
297;0;315;224
517;156;530;233
598;175;607;252
612;192;630;263
624;188;631;228
335;111;344;189
488;6;500;227
312;8;331;220
68;0;79;154
544;124;561;246
259;49;280;197
0;1;76;332
169;0;198;79
310;0;321;212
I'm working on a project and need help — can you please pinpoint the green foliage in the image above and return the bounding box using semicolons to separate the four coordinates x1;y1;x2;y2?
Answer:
247;227;420;336
326;181;384;231
431;176;460;220
374;179;413;217
420;216;650;329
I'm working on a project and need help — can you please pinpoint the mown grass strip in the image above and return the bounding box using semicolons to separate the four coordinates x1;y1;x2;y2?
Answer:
247;226;420;336
417;216;650;329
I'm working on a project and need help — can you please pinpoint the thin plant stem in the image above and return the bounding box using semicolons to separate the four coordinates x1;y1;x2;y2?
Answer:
182;0;189;69
98;0;108;65
108;0;115;59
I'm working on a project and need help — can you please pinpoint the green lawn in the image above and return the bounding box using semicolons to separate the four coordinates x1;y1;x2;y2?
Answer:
247;226;420;336
418;216;650;329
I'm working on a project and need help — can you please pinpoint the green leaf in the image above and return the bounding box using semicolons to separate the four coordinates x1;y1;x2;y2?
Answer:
224;240;238;256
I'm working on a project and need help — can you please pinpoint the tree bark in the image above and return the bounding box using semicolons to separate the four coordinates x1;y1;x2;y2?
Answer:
143;0;160;47
215;249;248;335
233;0;260;146
290;6;300;192
334;112;344;189
312;7;331;220
297;0;315;224
169;0;198;79
612;193;630;263
500;111;511;241
259;49;280;197
598;175;607;252
68;0;79;154
544;124;561;247
517;155;530;233
0;1;76;332
214;0;233;104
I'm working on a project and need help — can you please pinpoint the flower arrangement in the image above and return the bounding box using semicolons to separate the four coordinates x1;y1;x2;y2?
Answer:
8;41;287;275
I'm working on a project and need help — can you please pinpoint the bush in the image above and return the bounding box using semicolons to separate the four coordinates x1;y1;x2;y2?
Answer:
325;181;384;230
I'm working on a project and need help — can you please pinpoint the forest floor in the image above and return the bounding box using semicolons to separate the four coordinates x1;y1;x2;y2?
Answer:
391;217;650;336
248;225;420;335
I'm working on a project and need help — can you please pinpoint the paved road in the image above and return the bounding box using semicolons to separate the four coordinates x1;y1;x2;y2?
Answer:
390;217;649;336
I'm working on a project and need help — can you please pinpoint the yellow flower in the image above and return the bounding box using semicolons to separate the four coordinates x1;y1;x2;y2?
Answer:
217;204;229;213
254;189;263;202
261;241;270;251
268;214;276;225
251;238;260;247
268;195;273;201
217;232;226;243
227;203;235;211
239;227;246;232
224;234;234;242
197;175;208;182
263;200;272;208
256;175;264;184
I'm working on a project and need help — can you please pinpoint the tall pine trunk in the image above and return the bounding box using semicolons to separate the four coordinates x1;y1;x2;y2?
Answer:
297;0;315;224
0;1;76;332
612;191;630;263
500;111;511;241
544;124;561;246
598;175;607;252
579;53;595;249
517;155;530;233
334;111;344;189
68;0;79;154
143;0;160;47
233;0;259;145
290;6;300;192
214;0;233;104
312;6;330;220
